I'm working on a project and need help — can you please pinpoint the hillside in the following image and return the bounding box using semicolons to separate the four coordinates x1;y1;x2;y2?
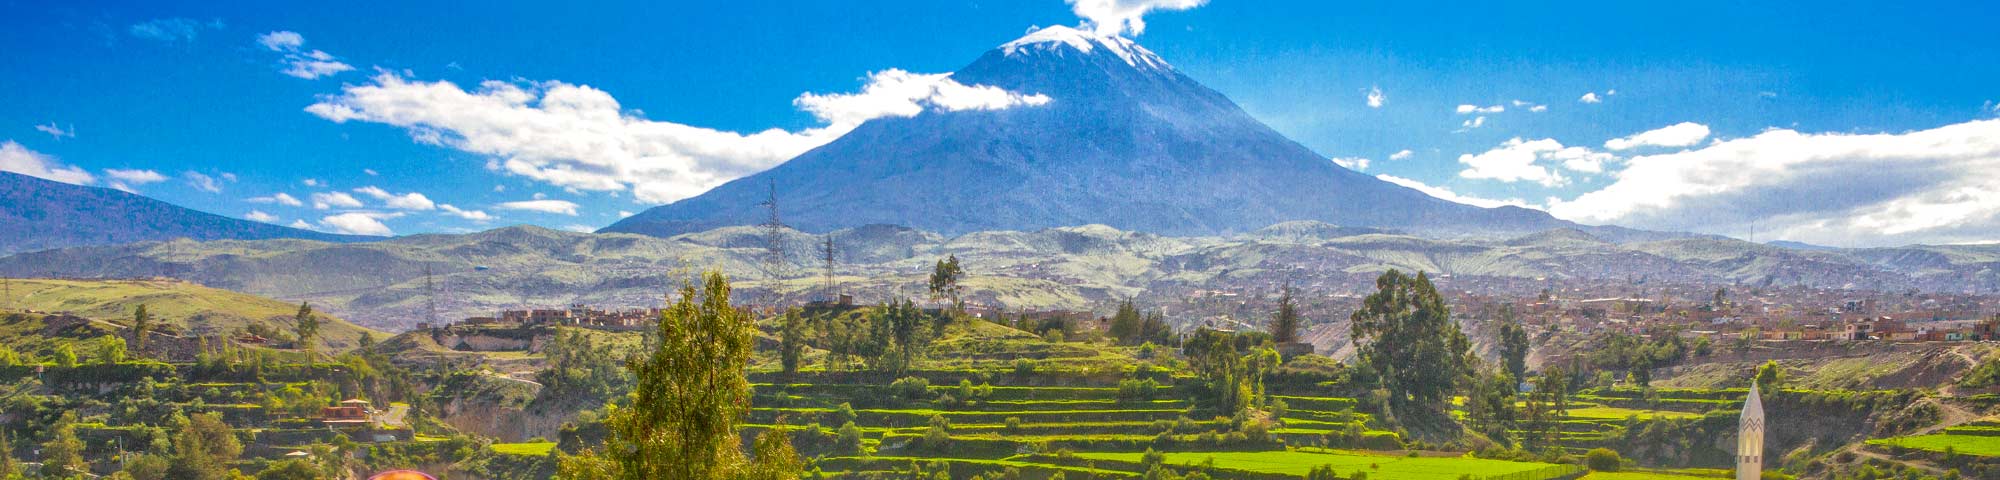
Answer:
4;223;1996;333
0;171;376;256
1;277;387;351
604;26;1581;239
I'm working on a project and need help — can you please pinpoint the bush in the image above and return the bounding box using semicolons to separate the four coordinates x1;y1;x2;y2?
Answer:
834;402;858;425
920;414;951;450
1013;359;1038;376
1004;417;1022;434
889;376;930;402
1119;378;1160;402
1585;448;1623;472
1307;465;1341;480
836;421;864;455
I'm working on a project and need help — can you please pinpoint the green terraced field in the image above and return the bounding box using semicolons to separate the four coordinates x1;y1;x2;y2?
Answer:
1565;406;1704;420
490;442;556;456
1581;471;1730;480
1868;433;2000;457
1072;449;1577;480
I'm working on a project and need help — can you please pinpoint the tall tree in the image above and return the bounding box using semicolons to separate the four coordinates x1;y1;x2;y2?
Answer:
927;255;964;309
40;412;87;479
779;309;807;375
559;271;758;480
1349;270;1470;422
1269;283;1302;344
96;336;126;365
1108;299;1143;345
131;304;152;352
1497;305;1531;382
1754;360;1784;391
167;412;243;480
293;302;320;361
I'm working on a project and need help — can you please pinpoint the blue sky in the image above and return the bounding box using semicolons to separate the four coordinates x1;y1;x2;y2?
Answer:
3;0;1998;246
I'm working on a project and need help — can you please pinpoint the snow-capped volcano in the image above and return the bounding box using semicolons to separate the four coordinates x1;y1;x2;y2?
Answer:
604;27;1579;238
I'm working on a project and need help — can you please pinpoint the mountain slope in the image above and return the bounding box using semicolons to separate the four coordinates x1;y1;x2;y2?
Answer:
604;26;1574;238
2;278;386;351
0;171;374;255
7;223;1993;332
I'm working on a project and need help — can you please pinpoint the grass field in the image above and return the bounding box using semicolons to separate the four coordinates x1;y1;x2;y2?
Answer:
490;441;556;456
1868;434;2000;457
1565;406;1704;421
3;278;384;350
1581;471;1730;480
1072;449;1573;480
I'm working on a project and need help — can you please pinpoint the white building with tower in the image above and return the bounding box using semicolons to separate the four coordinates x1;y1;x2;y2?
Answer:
1738;382;1765;480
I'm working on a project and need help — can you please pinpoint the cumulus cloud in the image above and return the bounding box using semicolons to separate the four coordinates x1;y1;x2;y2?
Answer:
310;191;364;209
35;122;74;140
0;141;94;185
439;204;492;221
1366;87;1385;108
562;224;597;233
1389;149;1414;161
1066;0;1207;36
353;186;436;210
496;199;581;216
1578;92;1602;104
1604;122;1712;150
1460;116;1487;129
1549;118;2000;246
183;171;224;193
1377;175;1533;209
250;192;304;207
245;210;279;223
104;169;166;185
1456;104;1505;114
289;219;314;229
257;31;353;79
319;212;397;236
128;18;219;44
1456;137;1617;187
1330;157;1370;171
307;69;1050;204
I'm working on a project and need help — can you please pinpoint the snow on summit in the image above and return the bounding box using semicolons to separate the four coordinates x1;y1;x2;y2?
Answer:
1000;25;1171;71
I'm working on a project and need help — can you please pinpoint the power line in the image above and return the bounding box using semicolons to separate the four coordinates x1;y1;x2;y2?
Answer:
757;179;788;280
822;235;838;300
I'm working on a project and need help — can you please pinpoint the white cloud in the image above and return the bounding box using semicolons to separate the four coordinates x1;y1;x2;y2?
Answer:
353;186;436;210
1330;157;1370;171
562;224;597;233
310;191;364;209
1510;100;1547;112
129;18;218;43
257;31;353;79
439;204;492;221
1456;104;1505;114
495;199;581;216
1456;137;1605;187
363;168;378;176
1578;92;1602;104
307;69;1049;204
250;192;304;207
245;210;279;223
1066;0;1207;36
289;219;313;229
1460;116;1487;129
319;212;396;236
1389;149;1413;161
1377;175;1532;209
104;169;167;185
35;122;74;140
0;141;94;185
1549;118;2000;246
301;178;322;187
617;210;634;217
1604;122;1711;150
183;171;223;193
1530;105;1548;113
1366;86;1385;108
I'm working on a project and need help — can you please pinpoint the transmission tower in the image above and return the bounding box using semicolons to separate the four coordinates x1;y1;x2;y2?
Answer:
821;235;838;300
758;179;788;279
423;265;439;326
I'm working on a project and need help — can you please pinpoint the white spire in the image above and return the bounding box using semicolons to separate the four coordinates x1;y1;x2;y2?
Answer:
1737;381;1766;480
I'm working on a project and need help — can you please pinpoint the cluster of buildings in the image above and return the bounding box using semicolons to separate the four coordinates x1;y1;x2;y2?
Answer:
451;304;656;331
1503;286;2000;343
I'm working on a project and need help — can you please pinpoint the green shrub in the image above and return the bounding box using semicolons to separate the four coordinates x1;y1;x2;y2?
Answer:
920;414;951;450
1119;378;1160;402
1585;448;1622;471
889;376;930;402
836;421;864;455
1004;417;1022;434
834;402;857;426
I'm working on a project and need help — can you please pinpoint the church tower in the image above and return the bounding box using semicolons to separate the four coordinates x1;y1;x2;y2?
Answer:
1738;382;1766;480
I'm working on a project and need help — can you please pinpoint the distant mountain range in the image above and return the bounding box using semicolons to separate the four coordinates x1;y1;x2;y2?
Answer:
0;171;375;256
5;222;1995;332
603;26;1604;239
